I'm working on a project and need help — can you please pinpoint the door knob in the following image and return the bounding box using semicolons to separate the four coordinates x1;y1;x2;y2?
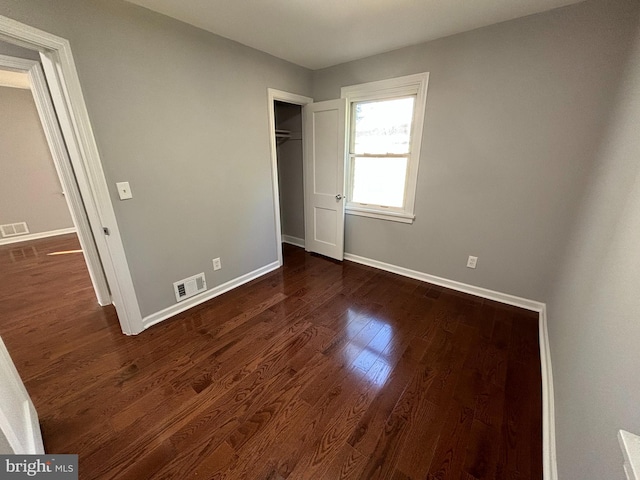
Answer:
335;194;344;200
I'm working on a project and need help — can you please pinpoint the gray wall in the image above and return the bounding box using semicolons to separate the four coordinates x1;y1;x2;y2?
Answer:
0;427;12;454
0;87;73;235
275;102;305;240
2;1;639;475
312;0;636;302
0;0;313;317
0;39;39;60
546;10;640;479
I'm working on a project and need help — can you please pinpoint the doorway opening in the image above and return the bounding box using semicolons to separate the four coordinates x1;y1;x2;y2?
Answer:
0;60;112;457
267;89;313;265
0;62;103;299
274;101;305;248
0;58;110;305
0;16;144;334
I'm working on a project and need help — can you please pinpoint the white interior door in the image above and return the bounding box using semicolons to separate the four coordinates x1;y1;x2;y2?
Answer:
0;337;44;454
303;99;347;260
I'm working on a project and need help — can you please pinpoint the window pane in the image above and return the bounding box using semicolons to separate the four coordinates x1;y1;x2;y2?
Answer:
352;97;415;154
352;156;407;208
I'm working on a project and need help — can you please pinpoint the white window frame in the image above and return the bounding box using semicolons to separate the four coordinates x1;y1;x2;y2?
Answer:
341;72;429;224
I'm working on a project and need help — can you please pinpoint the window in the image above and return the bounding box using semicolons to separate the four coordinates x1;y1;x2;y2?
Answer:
341;73;429;223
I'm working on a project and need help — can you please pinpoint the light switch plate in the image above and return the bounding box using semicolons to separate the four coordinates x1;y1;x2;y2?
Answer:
116;182;133;200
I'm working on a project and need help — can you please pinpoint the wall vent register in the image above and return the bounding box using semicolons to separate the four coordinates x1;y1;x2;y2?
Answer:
0;222;29;238
173;273;207;302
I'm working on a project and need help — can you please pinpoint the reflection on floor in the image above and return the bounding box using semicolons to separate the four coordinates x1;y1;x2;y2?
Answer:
46;249;83;256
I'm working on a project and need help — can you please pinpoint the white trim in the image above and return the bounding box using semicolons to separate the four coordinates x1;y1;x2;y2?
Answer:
0;336;44;454
619;430;640;480
281;235;305;248
341;73;430;101
143;261;280;330
0;15;143;334
539;306;558;480
26;59;112;305
343;252;544;311
343;251;557;479
267;88;313;266
0;227;76;246
341;73;429;224
0;54;111;306
346;206;415;223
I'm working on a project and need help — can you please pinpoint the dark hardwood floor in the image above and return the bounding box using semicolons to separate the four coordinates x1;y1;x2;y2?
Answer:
0;234;542;479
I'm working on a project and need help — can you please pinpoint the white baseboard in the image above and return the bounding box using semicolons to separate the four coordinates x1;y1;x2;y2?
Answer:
281;235;305;248
343;251;556;479
0;227;76;246
343;253;545;312
142;261;281;330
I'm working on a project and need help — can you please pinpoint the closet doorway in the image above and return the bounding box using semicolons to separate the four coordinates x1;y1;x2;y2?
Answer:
267;89;313;265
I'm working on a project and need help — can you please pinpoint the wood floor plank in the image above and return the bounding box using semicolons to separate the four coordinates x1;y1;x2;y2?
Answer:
426;401;475;480
462;420;501;480
356;410;409;479
323;443;369;480
0;237;542;479
394;398;443;477
347;352;417;457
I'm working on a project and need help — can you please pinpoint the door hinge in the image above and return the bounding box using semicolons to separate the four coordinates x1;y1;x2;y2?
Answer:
103;227;110;236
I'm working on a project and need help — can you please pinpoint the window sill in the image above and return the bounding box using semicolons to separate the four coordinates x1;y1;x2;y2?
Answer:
346;206;415;224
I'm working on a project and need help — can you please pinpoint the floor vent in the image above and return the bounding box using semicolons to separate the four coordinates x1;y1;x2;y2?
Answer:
173;272;207;302
1;222;29;238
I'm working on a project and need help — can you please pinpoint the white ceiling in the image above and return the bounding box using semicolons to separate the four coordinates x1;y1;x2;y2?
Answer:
0;70;30;89
125;0;584;70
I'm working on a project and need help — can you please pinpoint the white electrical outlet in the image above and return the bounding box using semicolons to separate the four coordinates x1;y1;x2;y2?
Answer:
116;181;133;200
467;255;478;269
212;257;222;271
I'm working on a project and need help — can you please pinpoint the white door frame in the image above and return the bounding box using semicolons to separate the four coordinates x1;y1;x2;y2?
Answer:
0;336;44;454
0;15;143;335
0;54;111;306
267;88;313;266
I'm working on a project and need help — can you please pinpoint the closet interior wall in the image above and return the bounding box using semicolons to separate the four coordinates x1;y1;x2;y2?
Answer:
274;101;305;243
